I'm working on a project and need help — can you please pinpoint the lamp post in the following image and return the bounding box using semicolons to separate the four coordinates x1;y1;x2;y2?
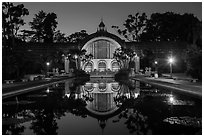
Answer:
168;57;174;78
154;60;158;72
154;60;159;78
46;62;50;76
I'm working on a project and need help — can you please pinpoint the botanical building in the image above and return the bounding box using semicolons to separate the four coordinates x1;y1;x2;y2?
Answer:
81;21;127;73
14;21;187;75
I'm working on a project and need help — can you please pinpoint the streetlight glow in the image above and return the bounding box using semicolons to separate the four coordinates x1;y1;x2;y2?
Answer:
46;87;50;93
169;96;174;103
74;54;78;59
46;62;50;77
46;62;50;66
168;56;175;78
168;57;174;64
74;54;78;69
169;94;175;104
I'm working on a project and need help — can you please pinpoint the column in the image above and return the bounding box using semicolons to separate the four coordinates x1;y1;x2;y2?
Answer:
65;57;69;73
134;56;140;73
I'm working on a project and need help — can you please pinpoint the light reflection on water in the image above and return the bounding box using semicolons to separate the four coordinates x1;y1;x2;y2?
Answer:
2;78;202;135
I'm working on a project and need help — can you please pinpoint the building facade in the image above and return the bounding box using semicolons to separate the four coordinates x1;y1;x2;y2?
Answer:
67;21;140;73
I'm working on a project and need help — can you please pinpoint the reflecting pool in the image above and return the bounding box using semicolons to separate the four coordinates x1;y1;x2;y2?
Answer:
2;78;202;135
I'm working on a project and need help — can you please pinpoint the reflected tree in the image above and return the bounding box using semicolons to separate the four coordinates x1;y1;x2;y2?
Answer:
117;109;151;134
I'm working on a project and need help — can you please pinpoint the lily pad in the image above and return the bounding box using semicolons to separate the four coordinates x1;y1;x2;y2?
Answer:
163;116;201;128
163;100;195;106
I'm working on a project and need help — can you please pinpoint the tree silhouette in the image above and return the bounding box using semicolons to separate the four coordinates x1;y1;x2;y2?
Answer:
141;12;201;43
43;13;58;43
140;49;155;69
2;2;29;47
184;46;202;79
67;30;88;43
29;10;58;43
53;30;67;43
29;10;46;42
112;13;147;42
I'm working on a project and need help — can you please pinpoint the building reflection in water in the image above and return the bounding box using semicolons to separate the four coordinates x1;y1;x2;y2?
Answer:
64;78;141;132
64;78;140;114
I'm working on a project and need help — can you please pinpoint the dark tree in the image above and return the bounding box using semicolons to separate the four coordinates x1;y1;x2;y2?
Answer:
43;13;58;43
140;49;155;69
141;12;201;43
141;12;181;42
19;29;35;42
67;30;88;43
2;2;29;80
184;46;202;80
29;10;58;43
29;10;46;42
53;30;67;43
2;2;29;47
112;13;147;42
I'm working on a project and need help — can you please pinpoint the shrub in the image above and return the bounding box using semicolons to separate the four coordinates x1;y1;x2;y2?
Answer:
115;68;130;80
73;69;90;77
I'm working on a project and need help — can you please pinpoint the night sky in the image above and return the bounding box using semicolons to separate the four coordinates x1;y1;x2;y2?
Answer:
14;2;202;37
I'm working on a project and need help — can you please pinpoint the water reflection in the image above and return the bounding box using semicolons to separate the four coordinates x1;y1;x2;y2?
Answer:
2;78;201;135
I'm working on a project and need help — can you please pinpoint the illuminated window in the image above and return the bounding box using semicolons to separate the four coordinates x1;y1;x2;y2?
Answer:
98;62;106;72
112;62;120;72
84;62;93;72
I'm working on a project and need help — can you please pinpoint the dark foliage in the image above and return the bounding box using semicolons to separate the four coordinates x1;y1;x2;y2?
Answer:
115;69;130;80
184;46;202;80
73;69;90;78
29;10;58;43
67;30;88;43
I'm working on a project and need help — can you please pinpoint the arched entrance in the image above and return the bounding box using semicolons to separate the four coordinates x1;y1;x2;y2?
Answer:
84;62;93;72
98;61;106;72
112;61;120;72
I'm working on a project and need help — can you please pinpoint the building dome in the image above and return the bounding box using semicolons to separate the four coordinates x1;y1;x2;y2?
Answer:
80;20;127;73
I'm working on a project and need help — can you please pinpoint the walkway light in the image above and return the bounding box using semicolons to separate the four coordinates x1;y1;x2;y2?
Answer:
154;60;158;78
74;54;78;69
169;96;174;103
168;57;174;64
46;62;50;76
46;87;50;93
169;94;175;104
168;57;174;78
74;54;78;59
46;62;50;66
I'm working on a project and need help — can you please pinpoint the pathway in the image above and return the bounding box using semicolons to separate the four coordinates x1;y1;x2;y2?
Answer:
2;76;74;99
